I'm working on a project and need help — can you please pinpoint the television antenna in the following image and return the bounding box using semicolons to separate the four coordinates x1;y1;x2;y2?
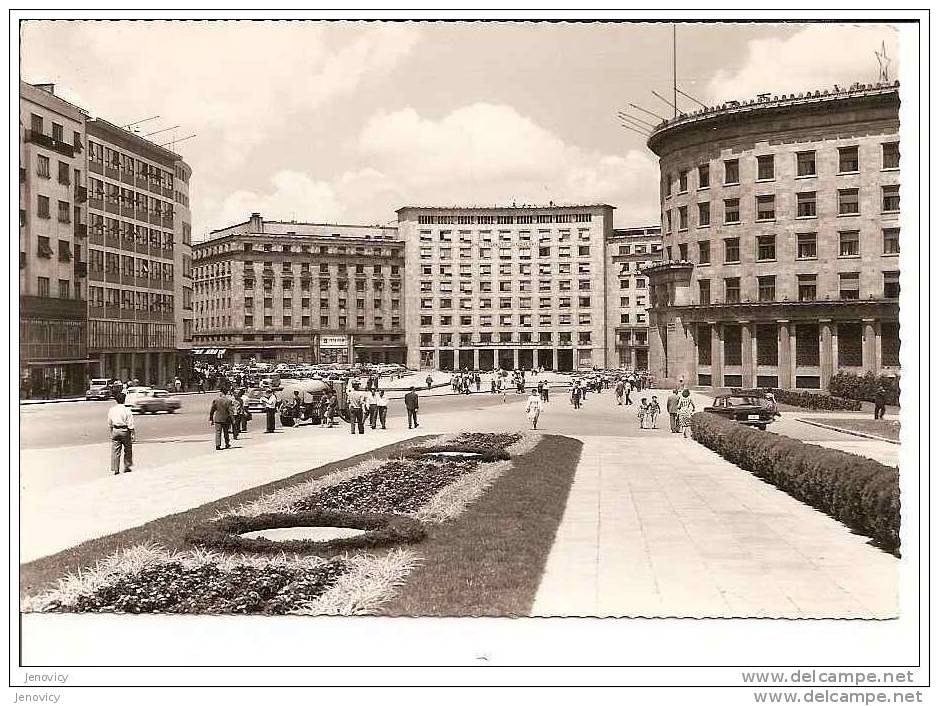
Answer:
875;40;891;82
123;115;160;132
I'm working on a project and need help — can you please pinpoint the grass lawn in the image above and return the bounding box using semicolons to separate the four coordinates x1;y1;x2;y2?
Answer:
19;437;430;601
812;417;901;442
378;434;582;617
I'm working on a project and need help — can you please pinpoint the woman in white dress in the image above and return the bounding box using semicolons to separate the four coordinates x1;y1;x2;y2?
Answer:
525;388;544;429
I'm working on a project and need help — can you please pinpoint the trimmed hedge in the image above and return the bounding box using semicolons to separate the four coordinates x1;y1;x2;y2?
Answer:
829;372;901;406
186;508;426;555
690;412;900;554
732;387;862;411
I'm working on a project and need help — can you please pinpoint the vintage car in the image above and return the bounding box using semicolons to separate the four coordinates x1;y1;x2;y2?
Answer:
137;389;182;414
85;378;113;400
123;386;154;412
704;394;779;430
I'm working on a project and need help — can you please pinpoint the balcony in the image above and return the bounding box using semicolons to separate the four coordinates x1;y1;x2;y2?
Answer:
105;165;120;180
25;129;75;158
89;160;103;175
104;199;120;215
75;185;87;203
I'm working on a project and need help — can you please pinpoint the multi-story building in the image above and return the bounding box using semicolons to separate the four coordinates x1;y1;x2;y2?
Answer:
19;82;91;397
85;119;192;384
644;82;901;390
174;160;195;378
192;213;405;364
604;226;663;369
398;204;615;372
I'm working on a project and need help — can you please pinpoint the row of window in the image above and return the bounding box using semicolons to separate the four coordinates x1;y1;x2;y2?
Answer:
422;280;614;295
418;304;596;325
232;315;401;330
88;177;175;218
615;243;662;256
415;213;595;225
664;186;899;231
87;139;174;190
664;142;899;196
196;240;400;259
677;228;900;265
418;229;593;243
420;331;594;345
418;280;595;303
87;249;174;280
34;194;74;222
418;245;595;261
195;261;402;280
34;154;81;187
28;114;80;145
87;285;175;312
200;297;402;313
234;279;402;293
33;276;74;299
33;236;76;263
89;215;175;250
89;320;176;350
694;271;900;304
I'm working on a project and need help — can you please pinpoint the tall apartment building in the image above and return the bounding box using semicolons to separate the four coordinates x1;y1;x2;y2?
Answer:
85;119;193;384
604;226;663;369
192;213;405;364
644;82;901;389
19;82;90;397
398;204;615;372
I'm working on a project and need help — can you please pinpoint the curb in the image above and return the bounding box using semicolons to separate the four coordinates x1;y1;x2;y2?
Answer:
796;418;900;445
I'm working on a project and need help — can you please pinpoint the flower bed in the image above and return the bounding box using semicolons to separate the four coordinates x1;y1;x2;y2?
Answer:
733;387;862;411
186;508;426;555
829;372;901;406
691;412;900;554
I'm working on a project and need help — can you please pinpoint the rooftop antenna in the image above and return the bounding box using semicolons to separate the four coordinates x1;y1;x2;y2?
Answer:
651;90;680;115
875;40;891;82
123;115;160;131
159;134;197;149
143;124;181;138
617;110;657;128
629;102;667;122
673;23;678;118
618;123;651;138
676;86;708;109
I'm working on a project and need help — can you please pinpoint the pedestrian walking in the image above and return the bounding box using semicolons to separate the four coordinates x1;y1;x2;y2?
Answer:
874;384;888;420
107;392;135;475
525;388;543;430
475;375;481;393
490;378;497;394
649;395;661;429
325;390;338;427
376;389;389;429
624;384;632;406
637;398;649;429
676;389;696;438
209;390;233;450
348;382;367;434
666;389;681;433
404;386;420;428
614;380;625;405
264;388;278;433
367;389;379;429
230;390;245;440
571;384;581;409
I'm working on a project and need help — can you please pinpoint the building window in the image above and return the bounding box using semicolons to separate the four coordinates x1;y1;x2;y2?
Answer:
678;169;688;193
756;195;775;221
36;154;50;178
724;237;740;263
796;150;816;177
698;240;710;264
756;324;778;366
838;146;860;173
757;275;776;302
678;206;688;230
37;195;50;219
883;227;900;255
663;173;671;197
57;200;71;223
883;271;900;298
882;142;900;170
798;274;817;302
724;159;739;185
839;272;860;300
724;198;740;224
882;321;901;367
725;277;740;303
797;232;817;260
795;324;820;367
882;184;900;212
697;201;710;227
664;210;671;233
724;325;742;366
757;234;776;261
37;276;50;297
796;191;816;218
839;230;860;257
678;243;688;260
694;163;709;190
756;155;775;181
838;189;860;215
699;279;710;304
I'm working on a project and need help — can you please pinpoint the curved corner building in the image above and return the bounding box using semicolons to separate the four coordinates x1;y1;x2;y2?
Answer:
644;82;901;390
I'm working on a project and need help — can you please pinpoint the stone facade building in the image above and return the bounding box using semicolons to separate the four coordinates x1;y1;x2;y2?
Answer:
398;204;615;372
644;82;901;390
19;82;90;397
604;226;662;369
85;119;192;384
192;214;405;364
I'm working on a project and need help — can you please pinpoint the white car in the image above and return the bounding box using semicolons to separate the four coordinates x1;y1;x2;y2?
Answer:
123;386;154;412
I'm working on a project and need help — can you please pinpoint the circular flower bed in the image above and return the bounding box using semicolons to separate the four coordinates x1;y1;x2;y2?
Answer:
186;508;426;555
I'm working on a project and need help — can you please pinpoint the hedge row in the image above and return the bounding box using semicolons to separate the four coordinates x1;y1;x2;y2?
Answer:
829;372;901;406
732;387;862;411
690;412;900;554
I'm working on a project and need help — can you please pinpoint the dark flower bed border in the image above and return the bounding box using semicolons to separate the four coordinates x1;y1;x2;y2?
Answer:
186;508;426;555
691;412;900;554
732;387;862;411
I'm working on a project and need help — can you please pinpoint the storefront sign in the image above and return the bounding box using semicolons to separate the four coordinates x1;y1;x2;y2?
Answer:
320;335;349;349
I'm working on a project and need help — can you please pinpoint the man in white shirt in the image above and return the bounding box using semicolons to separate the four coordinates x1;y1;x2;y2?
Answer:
376;389;389;429
107;391;136;475
347;382;367;434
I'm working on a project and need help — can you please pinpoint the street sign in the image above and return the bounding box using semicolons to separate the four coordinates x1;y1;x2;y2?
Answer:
320;335;349;349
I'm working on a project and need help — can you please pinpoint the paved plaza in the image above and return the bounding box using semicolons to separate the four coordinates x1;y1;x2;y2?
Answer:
20;382;899;617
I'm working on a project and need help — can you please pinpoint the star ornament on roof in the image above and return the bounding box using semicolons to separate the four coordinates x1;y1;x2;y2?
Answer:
875;40;891;83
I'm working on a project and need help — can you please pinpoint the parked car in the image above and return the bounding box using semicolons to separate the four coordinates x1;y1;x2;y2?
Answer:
85;378;113;400
257;373;283;390
704;394;779;430
123;386;155;412
244;387;269;414
137;389;182;414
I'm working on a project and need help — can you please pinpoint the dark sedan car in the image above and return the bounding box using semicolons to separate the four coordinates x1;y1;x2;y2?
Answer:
704;394;779;430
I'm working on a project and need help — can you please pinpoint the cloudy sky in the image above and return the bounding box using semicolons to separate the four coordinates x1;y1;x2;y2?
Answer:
21;21;900;238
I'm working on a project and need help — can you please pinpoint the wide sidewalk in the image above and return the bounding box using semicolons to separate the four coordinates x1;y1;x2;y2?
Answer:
532;430;898;618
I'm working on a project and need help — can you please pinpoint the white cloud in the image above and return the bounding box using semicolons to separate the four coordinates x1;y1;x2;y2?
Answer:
706;24;901;103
